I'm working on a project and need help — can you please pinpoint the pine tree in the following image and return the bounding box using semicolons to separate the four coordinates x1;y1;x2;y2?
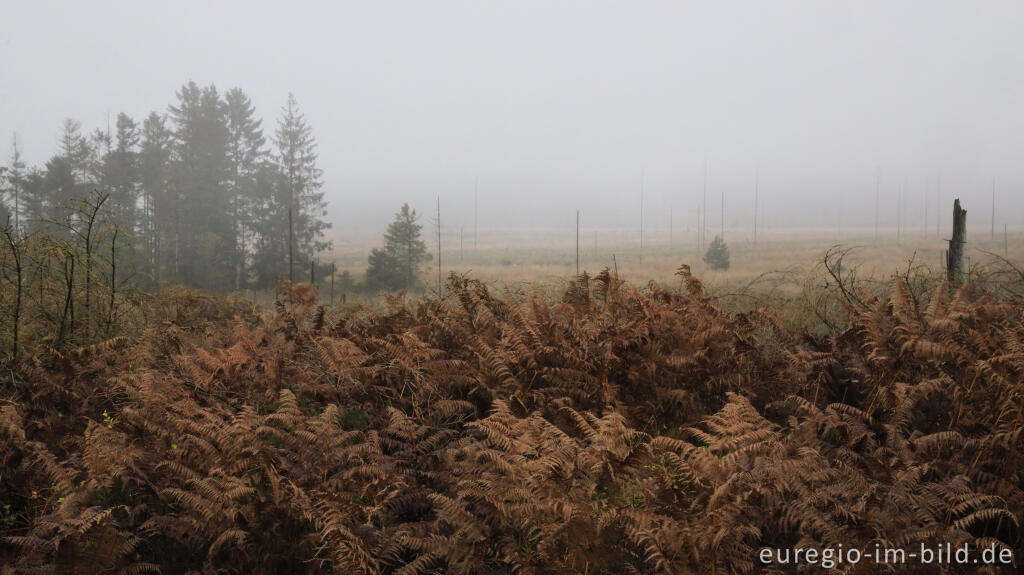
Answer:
365;203;431;291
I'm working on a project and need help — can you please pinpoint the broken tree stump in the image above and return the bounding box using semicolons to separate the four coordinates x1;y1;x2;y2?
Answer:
947;198;967;289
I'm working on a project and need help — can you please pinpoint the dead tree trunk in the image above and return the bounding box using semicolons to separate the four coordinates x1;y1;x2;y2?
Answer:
947;198;967;289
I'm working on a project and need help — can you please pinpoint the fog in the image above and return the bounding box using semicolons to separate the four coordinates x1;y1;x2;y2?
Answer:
2;0;1022;232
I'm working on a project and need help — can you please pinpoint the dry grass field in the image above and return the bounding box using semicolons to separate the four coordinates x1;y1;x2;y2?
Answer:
327;224;1024;300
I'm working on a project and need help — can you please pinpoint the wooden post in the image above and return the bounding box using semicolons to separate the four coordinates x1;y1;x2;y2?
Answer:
477;175;481;249
639;174;644;264
923;183;928;239
897;183;902;245
874;167;880;245
437;196;442;294
669;207;673;250
753;169;758;246
720;186;724;240
696;205;700;251
575;210;580;275
947;198;967;289
702;159;707;249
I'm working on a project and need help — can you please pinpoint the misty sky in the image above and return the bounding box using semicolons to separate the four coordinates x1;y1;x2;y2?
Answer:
1;1;1021;233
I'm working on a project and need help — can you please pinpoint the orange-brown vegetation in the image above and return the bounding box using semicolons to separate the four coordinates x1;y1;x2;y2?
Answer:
1;268;1022;573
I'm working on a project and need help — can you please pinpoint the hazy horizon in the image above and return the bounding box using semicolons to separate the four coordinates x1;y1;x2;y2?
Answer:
2;1;1021;234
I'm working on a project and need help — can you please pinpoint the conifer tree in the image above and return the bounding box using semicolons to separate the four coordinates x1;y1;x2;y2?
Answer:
5;134;26;234
39;156;77;228
224;88;267;289
249;162;288;287
703;234;731;270
58;119;92;181
16;168;45;231
365;203;431;291
168;82;232;289
100;113;140;225
139;112;172;286
2;83;331;294
29;119;94;229
0;167;9;227
273;93;329;275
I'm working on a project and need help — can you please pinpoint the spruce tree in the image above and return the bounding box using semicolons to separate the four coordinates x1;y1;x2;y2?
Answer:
6;134;26;234
703;235;731;270
139;112;173;286
58;119;92;181
224;88;267;289
273;93;329;278
249;162;288;288
168;82;232;289
87;126;111;185
31;119;94;229
365;203;431;291
40;156;77;227
100;113;140;225
17;168;45;232
94;113;141;285
0;166;9;227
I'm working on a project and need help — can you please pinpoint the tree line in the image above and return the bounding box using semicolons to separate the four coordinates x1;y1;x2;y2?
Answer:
0;82;329;292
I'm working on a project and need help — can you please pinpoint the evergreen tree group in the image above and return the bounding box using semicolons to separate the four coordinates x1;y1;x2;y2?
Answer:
0;82;329;292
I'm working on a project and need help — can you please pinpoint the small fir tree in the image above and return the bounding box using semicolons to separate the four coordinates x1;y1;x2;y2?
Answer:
703;234;730;270
365;203;431;291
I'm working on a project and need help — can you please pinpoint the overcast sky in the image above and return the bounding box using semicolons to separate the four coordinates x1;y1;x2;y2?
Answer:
1;1;1021;232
